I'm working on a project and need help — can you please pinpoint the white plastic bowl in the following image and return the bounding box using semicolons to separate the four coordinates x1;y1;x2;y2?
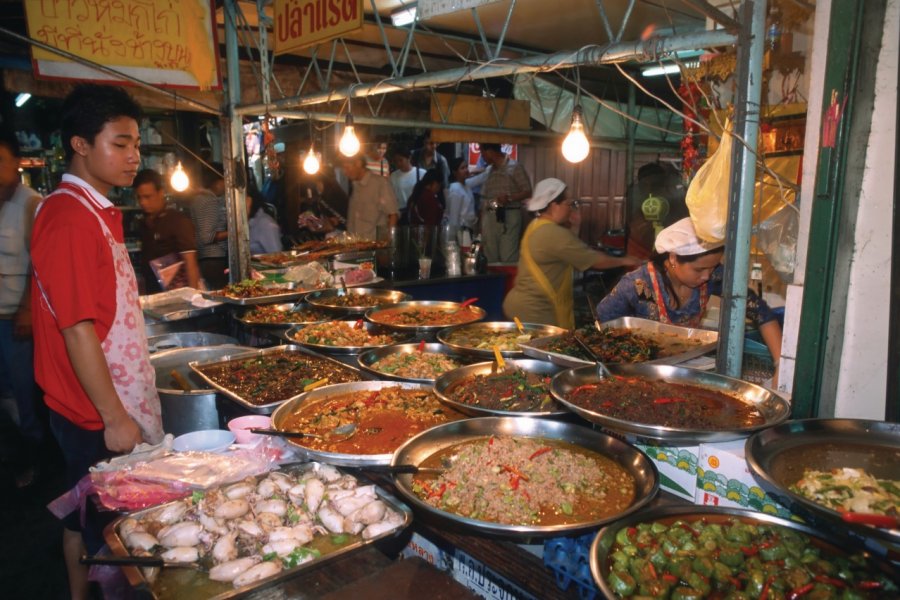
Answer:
173;429;235;453
227;415;272;445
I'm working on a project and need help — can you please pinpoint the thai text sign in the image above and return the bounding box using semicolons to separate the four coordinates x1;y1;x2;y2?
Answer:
274;0;363;55
25;0;220;90
419;0;502;20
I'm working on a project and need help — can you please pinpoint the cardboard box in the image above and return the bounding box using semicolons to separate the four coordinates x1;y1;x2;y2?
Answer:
634;442;700;501
695;439;794;519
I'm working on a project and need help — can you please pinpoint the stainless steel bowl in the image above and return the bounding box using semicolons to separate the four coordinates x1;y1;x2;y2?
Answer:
550;363;790;443
745;418;900;546
589;505;900;599
270;381;458;466
391;417;658;540
234;303;332;327
285;320;412;354
305;288;411;315
437;321;567;359
434;359;568;418
357;342;465;383
364;301;487;335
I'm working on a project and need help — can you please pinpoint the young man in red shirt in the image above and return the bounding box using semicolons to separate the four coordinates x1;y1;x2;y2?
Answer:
31;84;163;600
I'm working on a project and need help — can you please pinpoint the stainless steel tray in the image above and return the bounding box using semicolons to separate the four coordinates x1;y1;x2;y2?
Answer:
433;359;568;418
141;287;222;322
104;462;412;600
745;418;900;546
251;250;314;267
201;281;309;306
305;288;411;315
589;505;900;600
233;303;331;328
364;301;487;335
391;417;658;540
188;345;368;414
270;381;458;466
520;317;718;368
550;363;790;443
437;322;567;359
285;320;413;355
356;342;466;383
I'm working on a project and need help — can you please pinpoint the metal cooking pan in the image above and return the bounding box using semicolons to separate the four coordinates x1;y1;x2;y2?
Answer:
434;359;568;418
357;342;465;383
285;320;412;354
436;321;566;359
745;418;900;547
304;288;411;315
364;301;486;336
390;416;658;541
550;363;790;443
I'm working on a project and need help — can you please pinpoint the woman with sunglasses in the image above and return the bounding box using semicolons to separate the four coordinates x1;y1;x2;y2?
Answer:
503;178;640;328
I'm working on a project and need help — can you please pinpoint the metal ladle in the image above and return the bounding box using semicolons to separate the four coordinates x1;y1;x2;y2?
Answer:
572;331;614;379
250;423;357;440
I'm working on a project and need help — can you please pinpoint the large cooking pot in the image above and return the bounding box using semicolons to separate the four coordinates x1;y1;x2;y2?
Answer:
146;331;237;354
150;344;252;436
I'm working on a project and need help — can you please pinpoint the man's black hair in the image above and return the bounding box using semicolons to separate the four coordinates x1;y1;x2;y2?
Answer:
0;127;21;159
202;162;225;189
389;144;412;160
132;168;164;190
478;142;502;154
60;84;142;162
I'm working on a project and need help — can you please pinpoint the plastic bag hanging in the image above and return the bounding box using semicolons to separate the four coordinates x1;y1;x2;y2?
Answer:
685;120;734;243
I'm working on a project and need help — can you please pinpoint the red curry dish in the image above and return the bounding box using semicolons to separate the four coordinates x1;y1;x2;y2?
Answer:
369;306;481;327
565;376;764;430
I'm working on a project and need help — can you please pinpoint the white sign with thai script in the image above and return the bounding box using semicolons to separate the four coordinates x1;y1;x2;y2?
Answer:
418;0;502;20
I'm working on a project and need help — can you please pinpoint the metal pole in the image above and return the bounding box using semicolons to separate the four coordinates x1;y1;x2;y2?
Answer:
716;0;767;378
625;82;637;227
235;29;737;115
0;26;220;115
224;0;250;283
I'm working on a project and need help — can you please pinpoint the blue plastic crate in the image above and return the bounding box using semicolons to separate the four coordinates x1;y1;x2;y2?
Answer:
543;533;600;600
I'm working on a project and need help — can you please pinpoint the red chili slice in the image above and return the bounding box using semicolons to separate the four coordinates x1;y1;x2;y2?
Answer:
653;397;687;404
857;581;883;590
528;447;553;460
814;575;846;588
787;583;815;599
760;575;776;600
662;574;679;584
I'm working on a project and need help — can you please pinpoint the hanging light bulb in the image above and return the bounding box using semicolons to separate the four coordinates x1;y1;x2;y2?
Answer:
170;160;190;192
303;145;320;174
338;113;360;157
561;105;590;163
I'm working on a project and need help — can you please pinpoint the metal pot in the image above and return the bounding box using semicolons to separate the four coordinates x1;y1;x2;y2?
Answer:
150;344;252;436
147;331;238;354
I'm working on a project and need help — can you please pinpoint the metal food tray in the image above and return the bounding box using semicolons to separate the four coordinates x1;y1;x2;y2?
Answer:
589;505;900;600
550;363;791;444
270;381;451;467
305;288;411;315
390;417;659;540
745;418;900;547
104;462;413;600
433;359;569;418
141;287;222;322
201;281;310;306
285;321;413;355
437;322;567;359
251;250;314;268
188;345;369;414
357;342;466;383
520;317;718;368
233;303;331;328
364;301;487;335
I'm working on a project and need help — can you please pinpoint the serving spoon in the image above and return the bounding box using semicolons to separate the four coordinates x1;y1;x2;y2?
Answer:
572;331;614;379
250;423;358;440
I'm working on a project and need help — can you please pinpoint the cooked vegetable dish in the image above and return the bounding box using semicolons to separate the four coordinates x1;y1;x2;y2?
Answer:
566;376;764;430
291;321;399;348
575;327;661;362
443;326;538;351
446;368;560;412
370;352;461;380
220;279;294;298
605;516;898;599
195;350;362;405
789;468;900;517
242;305;330;324
280;387;463;454
368;306;481;327
412;436;635;526
314;293;393;308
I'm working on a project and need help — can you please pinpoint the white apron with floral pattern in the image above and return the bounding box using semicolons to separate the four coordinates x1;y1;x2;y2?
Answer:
35;181;163;443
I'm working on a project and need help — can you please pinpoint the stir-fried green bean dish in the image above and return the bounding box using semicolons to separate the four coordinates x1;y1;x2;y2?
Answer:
605;517;897;599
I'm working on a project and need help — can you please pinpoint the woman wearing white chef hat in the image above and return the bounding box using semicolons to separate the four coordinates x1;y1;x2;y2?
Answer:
502;178;640;329
597;217;782;382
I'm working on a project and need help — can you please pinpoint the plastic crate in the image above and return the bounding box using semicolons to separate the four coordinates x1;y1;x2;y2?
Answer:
543;533;600;600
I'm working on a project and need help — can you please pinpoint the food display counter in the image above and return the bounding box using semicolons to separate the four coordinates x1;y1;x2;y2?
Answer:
124;283;900;600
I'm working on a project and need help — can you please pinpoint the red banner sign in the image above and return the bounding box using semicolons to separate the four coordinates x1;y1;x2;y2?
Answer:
274;0;363;55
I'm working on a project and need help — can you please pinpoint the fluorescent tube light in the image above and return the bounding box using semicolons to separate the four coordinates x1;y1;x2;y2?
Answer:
391;6;417;27
641;61;699;77
15;93;31;107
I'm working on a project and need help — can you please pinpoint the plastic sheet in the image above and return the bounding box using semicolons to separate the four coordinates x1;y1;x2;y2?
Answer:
754;203;798;282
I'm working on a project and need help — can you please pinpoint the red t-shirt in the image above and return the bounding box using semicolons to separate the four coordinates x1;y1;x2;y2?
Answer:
32;184;121;429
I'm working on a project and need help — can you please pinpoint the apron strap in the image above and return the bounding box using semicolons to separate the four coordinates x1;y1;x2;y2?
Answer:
521;219;574;329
